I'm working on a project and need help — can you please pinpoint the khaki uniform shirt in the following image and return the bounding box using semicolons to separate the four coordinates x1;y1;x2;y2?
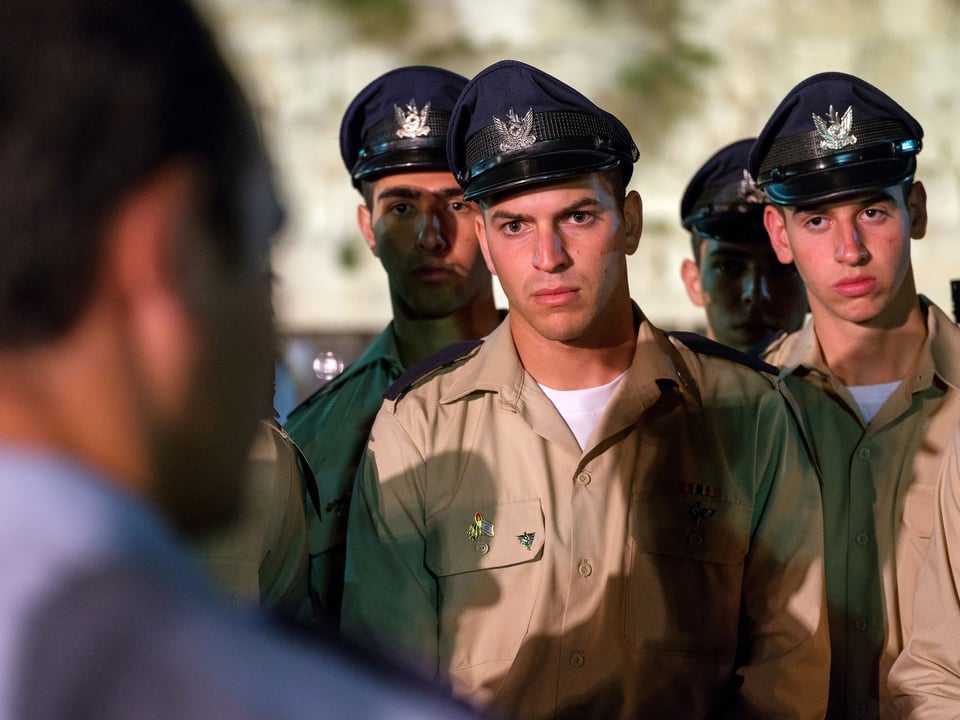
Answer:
343;313;828;720
762;297;960;720
193;419;313;623
285;326;404;617
888;424;960;718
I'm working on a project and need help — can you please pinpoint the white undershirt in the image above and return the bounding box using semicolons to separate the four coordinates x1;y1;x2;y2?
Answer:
539;372;627;450
847;381;902;423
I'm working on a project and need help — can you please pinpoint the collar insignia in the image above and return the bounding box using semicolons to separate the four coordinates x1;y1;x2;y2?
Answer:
812;105;857;151
467;512;495;541
394;100;431;139
493;107;536;152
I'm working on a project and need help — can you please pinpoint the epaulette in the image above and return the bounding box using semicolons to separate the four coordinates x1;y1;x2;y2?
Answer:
668;331;779;376
745;329;786;358
383;339;484;402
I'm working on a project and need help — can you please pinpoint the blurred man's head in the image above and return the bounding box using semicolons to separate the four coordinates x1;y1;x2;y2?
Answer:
0;0;283;532
680;139;806;352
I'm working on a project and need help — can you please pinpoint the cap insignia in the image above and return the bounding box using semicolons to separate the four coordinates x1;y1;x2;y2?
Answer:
394;100;431;139
493;107;536;152
812;105;857;151
737;169;766;204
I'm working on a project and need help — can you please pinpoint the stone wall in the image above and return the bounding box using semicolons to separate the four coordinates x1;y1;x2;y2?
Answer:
198;0;960;339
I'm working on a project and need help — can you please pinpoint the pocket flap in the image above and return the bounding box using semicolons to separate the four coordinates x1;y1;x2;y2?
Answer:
426;499;544;576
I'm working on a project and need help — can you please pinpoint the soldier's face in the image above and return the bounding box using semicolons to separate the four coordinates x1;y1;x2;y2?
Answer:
765;182;926;328
359;171;492;321
684;238;807;352
476;172;642;347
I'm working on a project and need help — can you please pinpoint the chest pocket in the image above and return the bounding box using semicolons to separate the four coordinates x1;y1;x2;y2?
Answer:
425;499;544;669
426;499;545;575
625;492;751;658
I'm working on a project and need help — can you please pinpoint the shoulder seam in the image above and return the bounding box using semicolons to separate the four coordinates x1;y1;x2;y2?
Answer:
383;339;484;402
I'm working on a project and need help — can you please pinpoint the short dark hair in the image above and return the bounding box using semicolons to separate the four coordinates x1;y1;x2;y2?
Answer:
0;0;268;348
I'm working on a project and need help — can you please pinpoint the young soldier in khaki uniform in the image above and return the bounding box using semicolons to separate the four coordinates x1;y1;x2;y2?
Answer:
889;424;960;716
748;71;960;720
679;138;807;354
342;59;829;720
284;67;502;619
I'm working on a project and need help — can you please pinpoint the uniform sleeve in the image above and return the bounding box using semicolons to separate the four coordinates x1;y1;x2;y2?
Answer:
341;406;439;679
256;425;314;624
888;424;960;718
734;387;830;719
191;421;314;624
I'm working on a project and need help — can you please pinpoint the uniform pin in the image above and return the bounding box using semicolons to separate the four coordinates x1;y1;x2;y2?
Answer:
517;531;536;550
467;512;495;541
690;501;716;527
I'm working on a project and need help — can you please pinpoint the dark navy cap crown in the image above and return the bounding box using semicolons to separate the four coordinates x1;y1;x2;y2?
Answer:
748;71;923;206
340;66;468;188
447;60;639;201
681;138;768;242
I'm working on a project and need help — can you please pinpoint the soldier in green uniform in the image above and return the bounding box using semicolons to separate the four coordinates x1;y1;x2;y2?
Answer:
679;138;807;353
749;71;960;720
284;66;502;619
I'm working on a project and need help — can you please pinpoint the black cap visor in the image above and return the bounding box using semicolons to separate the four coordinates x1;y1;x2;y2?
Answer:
688;210;768;244
351;139;450;187
461;144;631;202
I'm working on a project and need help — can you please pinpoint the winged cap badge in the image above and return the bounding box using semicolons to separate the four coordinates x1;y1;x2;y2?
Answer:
394;100;431;139
493;107;536;152
737;168;766;204
812;105;857;151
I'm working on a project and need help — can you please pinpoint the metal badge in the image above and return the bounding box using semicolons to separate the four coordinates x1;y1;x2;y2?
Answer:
812;105;857;151
689;501;716;526
493;107;536;152
467;512;495;541
517;531;536;550
394;100;431;139
738;169;767;204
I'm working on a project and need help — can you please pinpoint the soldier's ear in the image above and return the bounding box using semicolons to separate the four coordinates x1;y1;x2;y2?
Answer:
680;258;705;307
907;181;927;240
357;204;378;256
475;213;497;276
764;205;794;264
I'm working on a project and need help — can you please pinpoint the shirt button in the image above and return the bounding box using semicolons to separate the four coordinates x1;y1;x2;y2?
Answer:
854;704;867;717
855;532;869;546
857;447;872;461
475;541;490;555
854;617;867;632
570;652;585;667
688;531;703;545
578;560;593;577
576;471;592;486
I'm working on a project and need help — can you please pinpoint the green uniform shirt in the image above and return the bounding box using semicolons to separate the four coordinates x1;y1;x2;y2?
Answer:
284;325;404;618
763;296;960;720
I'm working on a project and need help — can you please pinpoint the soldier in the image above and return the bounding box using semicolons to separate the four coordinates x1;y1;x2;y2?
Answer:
0;1;480;717
284;66;502;619
342;59;828;719
679;138;807;353
748;71;960;720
